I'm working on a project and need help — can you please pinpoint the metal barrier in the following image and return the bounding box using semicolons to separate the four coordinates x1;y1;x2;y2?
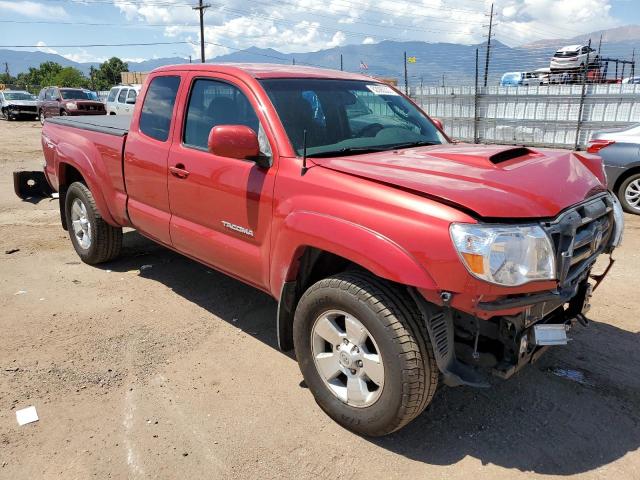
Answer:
414;84;640;149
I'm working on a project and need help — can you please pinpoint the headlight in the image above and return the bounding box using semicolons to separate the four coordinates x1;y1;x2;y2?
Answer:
66;102;78;110
611;194;624;247
450;223;556;286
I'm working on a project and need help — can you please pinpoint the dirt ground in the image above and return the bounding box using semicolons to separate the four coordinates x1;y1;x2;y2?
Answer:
0;119;639;480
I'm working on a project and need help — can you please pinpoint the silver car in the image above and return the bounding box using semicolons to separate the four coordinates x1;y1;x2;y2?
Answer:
589;124;640;214
0;90;39;120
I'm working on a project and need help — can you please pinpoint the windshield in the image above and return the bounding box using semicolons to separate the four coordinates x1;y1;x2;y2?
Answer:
60;89;91;100
4;92;33;101
260;79;447;157
84;91;98;100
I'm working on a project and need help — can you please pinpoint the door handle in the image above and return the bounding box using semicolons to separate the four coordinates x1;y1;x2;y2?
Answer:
169;164;190;179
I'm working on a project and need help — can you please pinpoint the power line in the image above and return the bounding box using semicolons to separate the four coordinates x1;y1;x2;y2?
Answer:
0;41;192;48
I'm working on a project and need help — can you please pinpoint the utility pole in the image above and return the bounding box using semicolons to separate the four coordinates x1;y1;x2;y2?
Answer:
574;39;591;151
192;0;210;63
632;49;636;79
189;55;192;64
403;51;408;95
441;74;445;87
474;48;479;144
292;58;296;65
483;2;494;87
340;54;343;71
597;33;603;56
3;61;9;78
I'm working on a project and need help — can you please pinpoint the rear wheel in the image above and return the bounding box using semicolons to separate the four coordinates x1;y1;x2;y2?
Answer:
618;173;640;215
39;110;45;125
64;182;122;264
61;109;68;116
293;271;438;436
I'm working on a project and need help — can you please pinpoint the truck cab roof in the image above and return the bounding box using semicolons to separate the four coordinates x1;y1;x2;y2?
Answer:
152;63;377;81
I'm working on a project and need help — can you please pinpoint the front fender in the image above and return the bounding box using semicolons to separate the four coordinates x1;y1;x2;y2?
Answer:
56;141;118;227
270;210;438;296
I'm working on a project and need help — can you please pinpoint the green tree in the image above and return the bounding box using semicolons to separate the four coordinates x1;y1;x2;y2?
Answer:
94;57;129;90
37;61;64;87
53;67;88;88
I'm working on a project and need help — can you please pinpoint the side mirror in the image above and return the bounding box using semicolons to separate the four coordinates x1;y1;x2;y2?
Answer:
126;98;136;105
431;117;444;131
208;125;268;167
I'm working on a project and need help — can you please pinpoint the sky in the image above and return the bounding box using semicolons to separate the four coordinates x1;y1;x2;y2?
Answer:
0;0;638;64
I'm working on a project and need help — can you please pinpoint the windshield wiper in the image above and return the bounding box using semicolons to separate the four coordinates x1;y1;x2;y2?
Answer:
306;146;389;158
384;141;438;150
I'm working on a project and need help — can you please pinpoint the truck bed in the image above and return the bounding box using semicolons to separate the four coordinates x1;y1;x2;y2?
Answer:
47;115;130;137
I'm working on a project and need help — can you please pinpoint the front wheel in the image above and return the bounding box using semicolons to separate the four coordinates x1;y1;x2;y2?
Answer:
293;272;438;436
64;182;122;264
618;173;640;215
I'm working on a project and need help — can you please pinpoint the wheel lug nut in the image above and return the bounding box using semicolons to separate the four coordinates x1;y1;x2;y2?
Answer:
343;339;348;345
357;361;363;367
350;369;356;375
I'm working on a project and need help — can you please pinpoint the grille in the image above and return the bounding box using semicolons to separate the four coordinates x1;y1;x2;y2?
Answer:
542;193;613;291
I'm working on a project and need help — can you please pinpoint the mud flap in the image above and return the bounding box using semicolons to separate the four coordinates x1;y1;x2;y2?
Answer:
13;170;54;200
409;289;489;388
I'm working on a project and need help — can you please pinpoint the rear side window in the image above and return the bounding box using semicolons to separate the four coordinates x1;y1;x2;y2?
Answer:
117;88;128;103
139;76;180;142
127;89;137;103
107;88;119;103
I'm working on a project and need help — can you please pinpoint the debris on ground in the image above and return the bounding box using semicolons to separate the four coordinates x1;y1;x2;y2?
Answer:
5;248;20;254
14;290;27;295
549;367;594;386
15;406;39;426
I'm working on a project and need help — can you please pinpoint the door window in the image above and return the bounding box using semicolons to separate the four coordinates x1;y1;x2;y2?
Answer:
107;88;118;103
117;88;128;103
183;78;271;157
127;89;137;103
139;76;181;142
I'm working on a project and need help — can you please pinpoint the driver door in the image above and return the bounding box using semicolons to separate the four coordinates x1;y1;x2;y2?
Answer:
167;73;278;290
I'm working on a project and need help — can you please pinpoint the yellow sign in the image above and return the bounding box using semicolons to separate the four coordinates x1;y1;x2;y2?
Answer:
407;56;417;63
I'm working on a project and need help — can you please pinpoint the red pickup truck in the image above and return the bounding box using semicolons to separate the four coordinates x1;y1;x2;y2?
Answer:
42;64;624;436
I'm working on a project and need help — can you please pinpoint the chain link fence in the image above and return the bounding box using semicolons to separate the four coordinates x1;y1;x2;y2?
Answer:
413;83;640;149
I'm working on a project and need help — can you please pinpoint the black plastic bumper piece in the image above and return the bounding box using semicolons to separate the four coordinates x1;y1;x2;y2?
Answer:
13;170;54;200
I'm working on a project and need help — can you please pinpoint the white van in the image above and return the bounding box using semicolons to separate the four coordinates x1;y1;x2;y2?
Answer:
106;85;142;115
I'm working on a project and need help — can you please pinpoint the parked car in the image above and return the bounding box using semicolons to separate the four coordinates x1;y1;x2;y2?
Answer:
40;64;623;436
37;86;106;125
550;44;599;72
589;123;640;214
500;71;543;87
105;84;141;115
0;90;38;120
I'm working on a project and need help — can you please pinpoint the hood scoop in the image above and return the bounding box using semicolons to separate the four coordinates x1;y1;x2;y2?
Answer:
489;147;533;164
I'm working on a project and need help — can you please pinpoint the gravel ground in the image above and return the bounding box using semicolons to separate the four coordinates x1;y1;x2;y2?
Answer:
1;119;639;480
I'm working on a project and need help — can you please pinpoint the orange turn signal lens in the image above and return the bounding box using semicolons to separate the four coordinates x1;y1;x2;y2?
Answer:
461;252;485;275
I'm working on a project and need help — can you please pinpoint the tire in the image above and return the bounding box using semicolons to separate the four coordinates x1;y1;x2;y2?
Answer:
618;173;640;215
64;181;122;264
39;110;45;125
293;271;438;436
61;109;68;116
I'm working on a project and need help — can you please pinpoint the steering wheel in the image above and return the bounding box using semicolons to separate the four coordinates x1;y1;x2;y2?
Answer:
359;123;384;137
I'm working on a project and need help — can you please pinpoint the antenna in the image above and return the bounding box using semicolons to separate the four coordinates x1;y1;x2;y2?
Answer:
301;129;308;175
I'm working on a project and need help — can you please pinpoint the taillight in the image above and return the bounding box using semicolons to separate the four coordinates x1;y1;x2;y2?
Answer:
587;139;615;154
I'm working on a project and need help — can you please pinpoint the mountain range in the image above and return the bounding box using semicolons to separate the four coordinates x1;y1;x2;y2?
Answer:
2;25;638;86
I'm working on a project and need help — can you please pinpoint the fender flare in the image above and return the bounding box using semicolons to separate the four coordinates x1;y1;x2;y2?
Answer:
271;211;439;350
55;142;118;227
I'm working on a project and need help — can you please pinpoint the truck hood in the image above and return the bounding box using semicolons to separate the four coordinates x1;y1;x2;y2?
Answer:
6;100;37;107
312;144;606;218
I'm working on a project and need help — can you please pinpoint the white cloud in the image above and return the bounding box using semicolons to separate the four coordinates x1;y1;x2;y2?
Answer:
0;1;67;19
35;41;106;64
110;0;621;56
362;37;376;45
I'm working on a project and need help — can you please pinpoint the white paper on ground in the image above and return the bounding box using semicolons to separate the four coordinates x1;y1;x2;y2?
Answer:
16;406;39;426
